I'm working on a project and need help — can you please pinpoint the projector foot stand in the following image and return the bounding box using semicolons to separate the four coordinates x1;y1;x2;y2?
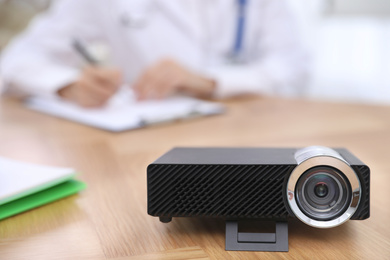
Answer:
225;220;288;252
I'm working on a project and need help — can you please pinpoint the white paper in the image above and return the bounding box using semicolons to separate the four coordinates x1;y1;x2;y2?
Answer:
25;90;225;132
0;157;75;205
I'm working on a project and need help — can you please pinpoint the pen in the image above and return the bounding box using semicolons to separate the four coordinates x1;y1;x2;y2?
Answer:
72;38;135;105
72;38;100;65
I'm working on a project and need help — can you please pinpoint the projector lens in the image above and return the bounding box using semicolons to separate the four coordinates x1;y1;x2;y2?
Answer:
314;182;328;197
295;167;351;221
287;146;362;228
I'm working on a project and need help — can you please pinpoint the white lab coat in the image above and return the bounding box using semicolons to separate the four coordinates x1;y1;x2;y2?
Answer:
0;0;309;99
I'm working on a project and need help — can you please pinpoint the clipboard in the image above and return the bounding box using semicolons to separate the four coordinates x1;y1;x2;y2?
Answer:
25;94;225;132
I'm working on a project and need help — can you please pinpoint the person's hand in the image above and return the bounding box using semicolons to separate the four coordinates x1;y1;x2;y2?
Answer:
133;59;216;100
57;66;121;107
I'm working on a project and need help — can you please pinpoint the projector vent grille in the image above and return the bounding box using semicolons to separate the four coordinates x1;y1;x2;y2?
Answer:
351;165;370;220
148;164;293;219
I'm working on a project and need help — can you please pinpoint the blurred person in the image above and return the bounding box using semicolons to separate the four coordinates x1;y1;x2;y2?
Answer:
0;0;309;108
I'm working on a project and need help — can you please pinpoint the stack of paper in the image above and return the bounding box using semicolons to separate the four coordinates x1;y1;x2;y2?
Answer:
0;156;86;220
25;92;225;132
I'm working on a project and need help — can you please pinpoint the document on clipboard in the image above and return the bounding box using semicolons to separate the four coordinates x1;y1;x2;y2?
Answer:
25;91;225;132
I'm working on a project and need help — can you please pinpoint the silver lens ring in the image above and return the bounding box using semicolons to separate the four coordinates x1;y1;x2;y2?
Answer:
287;147;361;228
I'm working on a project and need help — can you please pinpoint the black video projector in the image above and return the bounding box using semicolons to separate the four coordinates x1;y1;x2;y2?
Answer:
147;146;370;251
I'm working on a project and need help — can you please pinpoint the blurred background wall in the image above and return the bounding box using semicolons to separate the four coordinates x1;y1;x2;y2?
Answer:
304;0;390;105
0;0;389;104
0;0;50;48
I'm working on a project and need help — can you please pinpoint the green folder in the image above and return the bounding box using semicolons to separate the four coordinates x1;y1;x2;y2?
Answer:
0;179;86;220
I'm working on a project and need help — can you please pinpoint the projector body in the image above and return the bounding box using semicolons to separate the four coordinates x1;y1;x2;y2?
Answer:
147;147;370;228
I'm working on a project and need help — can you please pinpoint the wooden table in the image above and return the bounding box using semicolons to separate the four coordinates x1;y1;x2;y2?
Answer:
0;96;389;259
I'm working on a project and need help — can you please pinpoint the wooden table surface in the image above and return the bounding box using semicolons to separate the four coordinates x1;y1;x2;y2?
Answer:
0;96;389;260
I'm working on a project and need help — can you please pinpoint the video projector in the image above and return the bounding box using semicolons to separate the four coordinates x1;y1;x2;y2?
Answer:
147;146;370;251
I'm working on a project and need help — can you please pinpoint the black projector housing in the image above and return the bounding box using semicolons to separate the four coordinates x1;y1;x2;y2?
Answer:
147;147;370;226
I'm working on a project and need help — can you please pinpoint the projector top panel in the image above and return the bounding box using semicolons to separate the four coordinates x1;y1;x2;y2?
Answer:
151;147;298;165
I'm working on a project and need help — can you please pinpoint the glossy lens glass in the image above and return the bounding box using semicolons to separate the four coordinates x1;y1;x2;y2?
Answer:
314;182;328;197
295;166;352;221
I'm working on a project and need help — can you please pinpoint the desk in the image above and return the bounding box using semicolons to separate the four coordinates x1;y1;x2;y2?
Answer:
0;96;389;259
